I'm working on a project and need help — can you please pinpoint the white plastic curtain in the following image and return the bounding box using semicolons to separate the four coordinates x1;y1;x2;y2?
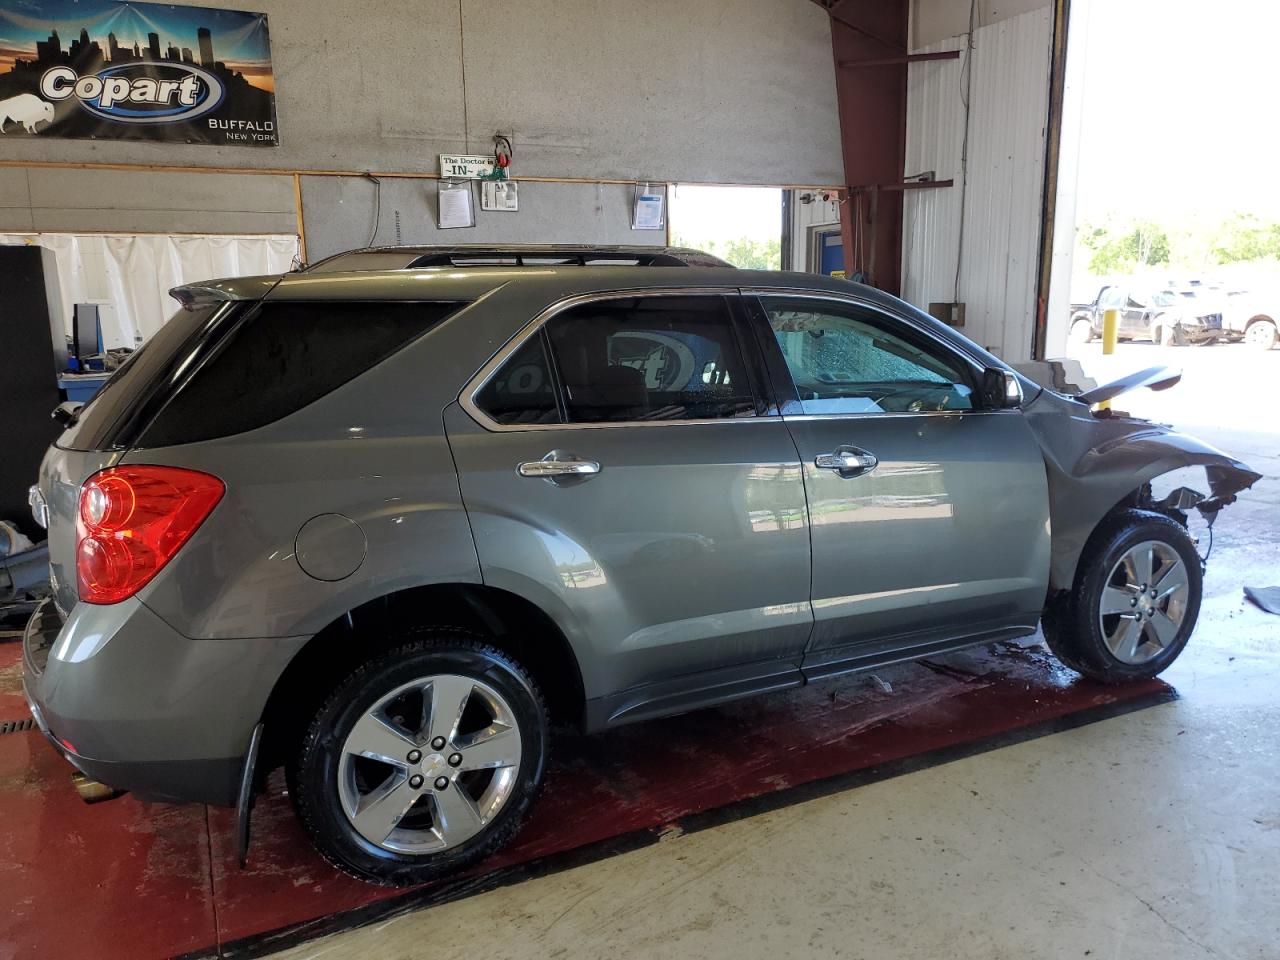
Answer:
0;233;298;347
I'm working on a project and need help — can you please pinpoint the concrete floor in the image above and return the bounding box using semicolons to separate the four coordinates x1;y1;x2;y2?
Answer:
271;347;1280;959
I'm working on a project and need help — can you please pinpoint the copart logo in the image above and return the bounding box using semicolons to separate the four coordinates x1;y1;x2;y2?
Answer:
39;63;223;124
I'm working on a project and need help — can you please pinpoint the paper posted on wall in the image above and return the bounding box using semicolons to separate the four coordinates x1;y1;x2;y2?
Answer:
480;180;518;212
632;184;664;230
437;181;474;229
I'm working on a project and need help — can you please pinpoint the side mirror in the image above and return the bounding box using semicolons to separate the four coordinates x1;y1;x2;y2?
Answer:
980;367;1023;409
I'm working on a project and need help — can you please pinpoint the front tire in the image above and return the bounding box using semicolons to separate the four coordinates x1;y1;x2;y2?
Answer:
1069;317;1095;344
1042;509;1201;684
291;631;549;885
1157;320;1185;347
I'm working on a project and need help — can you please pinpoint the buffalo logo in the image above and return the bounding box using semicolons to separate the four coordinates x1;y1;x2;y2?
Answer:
0;94;54;134
39;62;223;125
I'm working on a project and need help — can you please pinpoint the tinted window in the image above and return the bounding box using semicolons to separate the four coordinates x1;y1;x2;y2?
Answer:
475;333;560;425
58;303;228;451
761;297;974;414
139;300;462;446
544;296;756;423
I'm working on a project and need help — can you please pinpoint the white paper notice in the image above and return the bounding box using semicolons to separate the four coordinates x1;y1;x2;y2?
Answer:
632;190;664;230
438;182;475;228
481;179;519;212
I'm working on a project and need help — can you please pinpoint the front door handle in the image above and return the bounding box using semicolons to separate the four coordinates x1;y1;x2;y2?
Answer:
815;447;878;478
518;451;601;480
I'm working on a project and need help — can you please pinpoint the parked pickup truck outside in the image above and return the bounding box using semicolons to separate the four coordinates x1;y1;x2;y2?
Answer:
1184;286;1277;349
1069;284;1223;346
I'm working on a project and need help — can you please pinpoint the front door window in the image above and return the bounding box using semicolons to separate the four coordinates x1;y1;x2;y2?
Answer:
759;297;975;415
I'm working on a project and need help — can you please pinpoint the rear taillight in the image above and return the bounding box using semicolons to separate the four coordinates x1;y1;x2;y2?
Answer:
76;466;224;605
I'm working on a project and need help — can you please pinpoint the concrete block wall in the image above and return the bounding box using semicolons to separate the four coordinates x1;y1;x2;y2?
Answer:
0;0;843;249
0;168;297;235
300;178;667;262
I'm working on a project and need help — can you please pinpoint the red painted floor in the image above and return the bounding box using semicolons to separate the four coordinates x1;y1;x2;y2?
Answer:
0;639;1168;960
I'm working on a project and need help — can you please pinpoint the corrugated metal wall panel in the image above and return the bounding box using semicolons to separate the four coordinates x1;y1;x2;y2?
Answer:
902;35;966;318
902;7;1052;359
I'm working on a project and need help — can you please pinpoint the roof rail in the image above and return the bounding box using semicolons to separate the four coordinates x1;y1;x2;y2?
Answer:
303;244;734;272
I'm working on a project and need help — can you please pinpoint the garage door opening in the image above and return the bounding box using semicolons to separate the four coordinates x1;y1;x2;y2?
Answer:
1047;0;1279;441
668;184;783;269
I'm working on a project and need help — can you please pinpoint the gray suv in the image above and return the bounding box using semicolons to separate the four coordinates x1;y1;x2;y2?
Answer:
23;245;1259;885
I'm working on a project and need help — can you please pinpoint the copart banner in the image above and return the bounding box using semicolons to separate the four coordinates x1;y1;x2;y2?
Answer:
0;1;277;146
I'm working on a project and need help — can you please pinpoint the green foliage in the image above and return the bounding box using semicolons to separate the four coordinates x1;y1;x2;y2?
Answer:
715;237;782;270
1078;213;1280;274
1209;213;1280;264
671;234;782;270
1079;220;1170;274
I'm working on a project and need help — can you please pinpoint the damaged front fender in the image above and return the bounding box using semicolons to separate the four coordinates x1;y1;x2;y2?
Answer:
1022;388;1262;590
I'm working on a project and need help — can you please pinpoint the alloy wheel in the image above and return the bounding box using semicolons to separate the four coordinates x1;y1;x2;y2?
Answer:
337;674;523;855
1097;540;1190;665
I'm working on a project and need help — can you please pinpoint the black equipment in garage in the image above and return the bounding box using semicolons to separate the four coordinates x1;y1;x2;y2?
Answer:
0;246;65;541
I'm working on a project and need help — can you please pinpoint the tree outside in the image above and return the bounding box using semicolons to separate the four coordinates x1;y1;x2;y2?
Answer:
1076;212;1280;276
671;234;782;270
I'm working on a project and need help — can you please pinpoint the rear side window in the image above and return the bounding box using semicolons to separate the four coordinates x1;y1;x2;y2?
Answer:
474;333;560;425
546;295;756;423
139;300;462;446
58;303;227;452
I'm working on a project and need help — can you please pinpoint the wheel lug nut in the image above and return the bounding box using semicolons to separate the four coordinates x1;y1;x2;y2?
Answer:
409;774;424;789
431;736;446;750
448;753;462;767
1130;597;1137;607
434;776;449;790
407;749;421;763
1151;589;1158;599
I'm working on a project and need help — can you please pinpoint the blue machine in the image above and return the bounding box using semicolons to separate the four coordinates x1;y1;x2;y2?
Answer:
816;227;845;277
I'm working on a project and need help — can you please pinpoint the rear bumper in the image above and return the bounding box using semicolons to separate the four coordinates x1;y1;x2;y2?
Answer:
22;597;306;806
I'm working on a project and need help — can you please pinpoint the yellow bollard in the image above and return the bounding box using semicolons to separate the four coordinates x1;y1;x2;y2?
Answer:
1097;308;1119;410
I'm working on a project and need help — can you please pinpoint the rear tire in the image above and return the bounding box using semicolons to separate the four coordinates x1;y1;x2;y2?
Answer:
1245;318;1278;350
290;630;549;885
1041;509;1201;684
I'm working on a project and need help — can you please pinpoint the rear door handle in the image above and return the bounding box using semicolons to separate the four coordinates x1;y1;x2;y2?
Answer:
815;447;878;478
518;452;601;480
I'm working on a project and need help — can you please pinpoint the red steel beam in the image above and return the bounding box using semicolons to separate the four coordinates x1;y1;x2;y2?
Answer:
873;179;955;191
826;0;910;293
839;50;960;68
823;0;904;51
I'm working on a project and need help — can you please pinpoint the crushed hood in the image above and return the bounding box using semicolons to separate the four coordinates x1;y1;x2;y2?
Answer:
1012;358;1182;406
1021;385;1262;589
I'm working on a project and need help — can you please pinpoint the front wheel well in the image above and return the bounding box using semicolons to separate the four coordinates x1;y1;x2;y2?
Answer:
257;583;585;777
1050;483;1193;599
1119;482;1192;527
